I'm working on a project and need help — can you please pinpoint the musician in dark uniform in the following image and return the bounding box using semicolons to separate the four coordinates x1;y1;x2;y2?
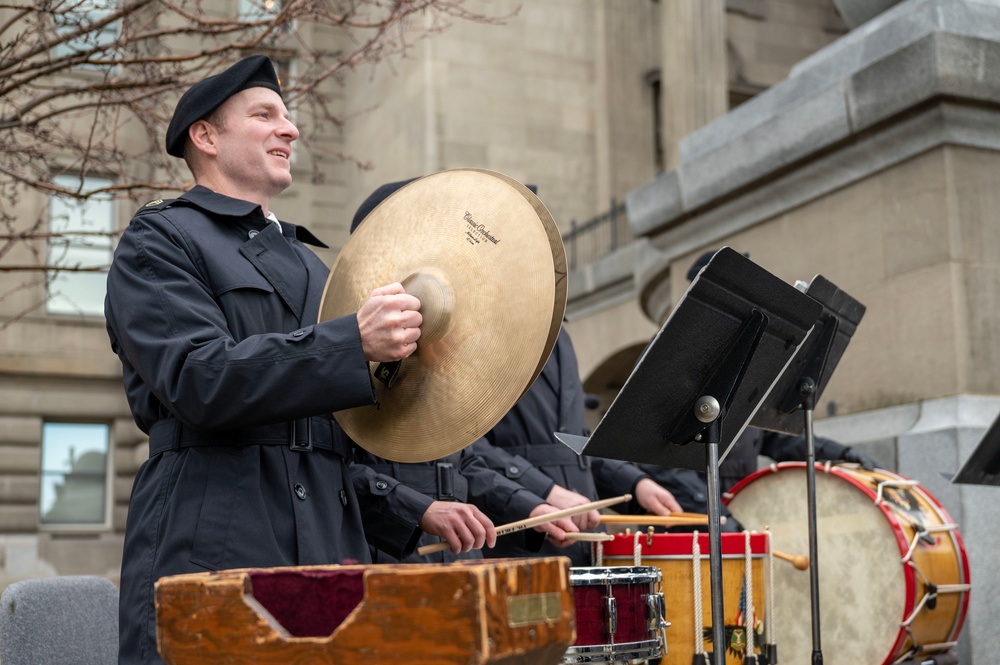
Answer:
478;326;684;565
638;250;877;527
348;181;579;562
105;56;424;664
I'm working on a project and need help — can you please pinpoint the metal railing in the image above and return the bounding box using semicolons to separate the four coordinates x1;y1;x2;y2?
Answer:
562;198;634;271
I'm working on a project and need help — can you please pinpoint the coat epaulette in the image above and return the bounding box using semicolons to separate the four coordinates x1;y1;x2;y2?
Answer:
135;198;188;215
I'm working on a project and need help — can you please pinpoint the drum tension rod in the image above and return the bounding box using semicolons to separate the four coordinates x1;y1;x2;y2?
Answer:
901;524;956;563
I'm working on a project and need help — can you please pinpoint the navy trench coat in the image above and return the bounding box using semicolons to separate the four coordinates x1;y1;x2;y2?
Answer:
478;329;651;566
106;186;377;664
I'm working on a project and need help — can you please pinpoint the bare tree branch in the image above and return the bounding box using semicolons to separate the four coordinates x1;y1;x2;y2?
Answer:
0;0;517;321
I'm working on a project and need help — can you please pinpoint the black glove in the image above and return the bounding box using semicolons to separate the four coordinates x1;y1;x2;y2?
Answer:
841;446;876;471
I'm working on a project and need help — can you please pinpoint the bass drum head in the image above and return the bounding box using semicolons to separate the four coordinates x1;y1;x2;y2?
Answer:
725;465;905;665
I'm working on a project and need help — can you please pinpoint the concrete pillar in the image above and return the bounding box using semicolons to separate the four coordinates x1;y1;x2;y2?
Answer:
660;0;728;171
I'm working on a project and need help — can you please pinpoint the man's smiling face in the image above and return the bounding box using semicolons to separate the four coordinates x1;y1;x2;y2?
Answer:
210;86;299;201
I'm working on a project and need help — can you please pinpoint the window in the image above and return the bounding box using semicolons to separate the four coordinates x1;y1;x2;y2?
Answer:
46;174;115;317
40;422;110;526
645;69;664;173
52;0;121;61
239;0;281;23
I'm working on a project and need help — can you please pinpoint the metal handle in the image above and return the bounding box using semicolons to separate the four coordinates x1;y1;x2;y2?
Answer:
645;592;670;654
604;594;618;638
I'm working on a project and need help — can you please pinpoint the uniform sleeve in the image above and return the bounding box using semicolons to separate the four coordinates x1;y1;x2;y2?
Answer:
759;431;850;462
458;450;546;524
469;438;556;499
637;464;739;526
106;212;373;430
638;465;710;513
349;462;429;560
591;457;650;503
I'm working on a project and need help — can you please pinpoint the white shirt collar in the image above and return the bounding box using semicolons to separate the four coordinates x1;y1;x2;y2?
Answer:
266;211;281;233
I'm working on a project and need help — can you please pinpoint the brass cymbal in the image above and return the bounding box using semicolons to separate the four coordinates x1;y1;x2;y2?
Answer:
466;169;568;398
319;169;568;463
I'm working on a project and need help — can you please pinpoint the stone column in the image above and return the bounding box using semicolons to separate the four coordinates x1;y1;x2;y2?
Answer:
659;0;728;171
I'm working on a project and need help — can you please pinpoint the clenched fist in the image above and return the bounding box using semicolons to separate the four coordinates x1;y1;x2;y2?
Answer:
357;282;422;362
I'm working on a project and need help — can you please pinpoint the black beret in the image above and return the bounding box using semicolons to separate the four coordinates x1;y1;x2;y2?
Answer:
165;55;282;158
350;179;539;234
350;179;419;233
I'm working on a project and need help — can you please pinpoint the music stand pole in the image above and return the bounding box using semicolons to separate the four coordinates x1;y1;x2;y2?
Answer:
701;415;727;665
802;397;823;665
784;315;839;665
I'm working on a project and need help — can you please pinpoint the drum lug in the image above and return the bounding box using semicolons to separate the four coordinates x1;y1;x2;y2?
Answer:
603;594;618;638
926;582;938;610
646;592;670;654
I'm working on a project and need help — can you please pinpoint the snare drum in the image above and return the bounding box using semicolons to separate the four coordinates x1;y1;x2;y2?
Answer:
563;566;667;664
599;532;769;664
725;463;971;665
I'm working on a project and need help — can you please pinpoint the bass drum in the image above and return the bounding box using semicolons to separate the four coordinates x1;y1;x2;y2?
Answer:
725;463;971;665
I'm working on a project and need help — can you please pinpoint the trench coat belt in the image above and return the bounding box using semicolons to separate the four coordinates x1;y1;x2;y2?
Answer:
365;463;470;502
146;416;349;458
506;442;592;470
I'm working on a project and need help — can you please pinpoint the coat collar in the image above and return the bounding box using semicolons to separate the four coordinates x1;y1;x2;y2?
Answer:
180;185;329;248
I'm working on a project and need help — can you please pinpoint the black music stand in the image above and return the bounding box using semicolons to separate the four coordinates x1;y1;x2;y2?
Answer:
750;275;866;665
557;248;822;665
952;406;1000;486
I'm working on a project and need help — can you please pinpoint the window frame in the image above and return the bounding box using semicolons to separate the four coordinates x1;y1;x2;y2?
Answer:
45;173;117;318
51;0;123;63
38;420;113;531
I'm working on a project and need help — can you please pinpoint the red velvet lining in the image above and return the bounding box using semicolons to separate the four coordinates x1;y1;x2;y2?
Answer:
248;569;365;638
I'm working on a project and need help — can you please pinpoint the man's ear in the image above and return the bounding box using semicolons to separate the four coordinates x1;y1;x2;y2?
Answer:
187;119;219;157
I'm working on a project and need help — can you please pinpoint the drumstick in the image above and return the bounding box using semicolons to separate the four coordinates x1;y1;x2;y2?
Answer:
773;549;810;570
599;514;725;526
562;532;616;542
416;493;632;556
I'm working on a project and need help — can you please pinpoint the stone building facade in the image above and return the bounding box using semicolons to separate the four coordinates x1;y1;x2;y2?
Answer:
3;0;993;662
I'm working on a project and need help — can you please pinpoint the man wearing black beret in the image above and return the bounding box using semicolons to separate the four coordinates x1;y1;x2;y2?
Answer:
105;55;423;664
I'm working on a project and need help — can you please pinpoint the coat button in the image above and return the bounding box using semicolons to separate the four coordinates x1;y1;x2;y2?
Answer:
339;489;348;506
294;483;306;500
508;465;519;475
375;480;388;490
291;329;306;337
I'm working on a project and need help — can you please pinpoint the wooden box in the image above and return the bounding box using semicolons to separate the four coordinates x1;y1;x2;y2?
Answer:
155;557;575;665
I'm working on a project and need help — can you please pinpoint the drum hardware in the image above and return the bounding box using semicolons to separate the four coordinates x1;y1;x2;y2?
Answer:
415;493;632;556
319;169;567;463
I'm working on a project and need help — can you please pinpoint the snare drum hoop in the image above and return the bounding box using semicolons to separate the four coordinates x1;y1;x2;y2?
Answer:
725;462;971;663
568;565;662;586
